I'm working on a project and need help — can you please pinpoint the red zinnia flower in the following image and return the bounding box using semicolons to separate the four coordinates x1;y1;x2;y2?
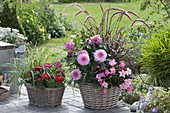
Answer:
42;73;50;79
55;74;64;83
34;66;43;71
27;72;32;76
36;77;42;82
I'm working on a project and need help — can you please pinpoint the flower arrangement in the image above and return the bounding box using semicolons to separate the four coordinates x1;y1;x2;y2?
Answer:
24;48;66;89
26;61;65;89
64;35;134;94
9;48;65;90
8;48;66;106
63;4;148;94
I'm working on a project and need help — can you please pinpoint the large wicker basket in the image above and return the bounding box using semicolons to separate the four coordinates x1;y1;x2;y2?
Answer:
79;83;121;109
25;83;65;107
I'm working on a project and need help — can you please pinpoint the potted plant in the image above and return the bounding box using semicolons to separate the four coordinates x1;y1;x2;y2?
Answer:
63;4;148;109
9;48;66;107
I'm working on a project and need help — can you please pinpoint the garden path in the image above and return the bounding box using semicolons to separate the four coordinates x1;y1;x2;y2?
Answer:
0;86;132;113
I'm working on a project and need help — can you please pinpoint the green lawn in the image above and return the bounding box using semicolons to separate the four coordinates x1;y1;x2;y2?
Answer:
41;36;71;51
40;1;161;51
53;1;161;28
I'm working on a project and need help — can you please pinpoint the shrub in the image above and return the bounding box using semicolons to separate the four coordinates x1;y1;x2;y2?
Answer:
18;3;72;45
38;6;71;38
18;4;50;45
0;1;25;35
140;27;170;89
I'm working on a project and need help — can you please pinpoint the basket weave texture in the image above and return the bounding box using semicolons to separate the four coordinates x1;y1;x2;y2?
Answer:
79;83;121;109
25;83;65;107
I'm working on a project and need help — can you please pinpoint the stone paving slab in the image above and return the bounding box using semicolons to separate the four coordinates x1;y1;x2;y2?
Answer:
0;86;132;113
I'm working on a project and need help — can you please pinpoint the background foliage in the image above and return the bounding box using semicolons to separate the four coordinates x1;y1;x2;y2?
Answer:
0;1;25;35
0;0;72;45
58;0;140;3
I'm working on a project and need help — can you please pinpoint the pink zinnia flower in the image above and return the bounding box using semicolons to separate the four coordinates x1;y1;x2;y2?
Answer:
93;49;107;62
119;60;126;68
43;63;51;68
127;86;133;92
89;35;102;45
77;54;90;66
77;50;89;56
109;59;117;66
110;67;116;74
65;42;75;50
54;62;62;67
72;69;82;80
119;70;126;77
126;68;132;75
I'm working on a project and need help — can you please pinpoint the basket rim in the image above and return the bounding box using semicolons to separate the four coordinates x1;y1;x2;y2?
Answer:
79;82;120;89
25;83;65;91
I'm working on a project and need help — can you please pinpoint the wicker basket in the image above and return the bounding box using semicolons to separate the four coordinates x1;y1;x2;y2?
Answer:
0;87;10;101
79;83;121;109
25;83;65;107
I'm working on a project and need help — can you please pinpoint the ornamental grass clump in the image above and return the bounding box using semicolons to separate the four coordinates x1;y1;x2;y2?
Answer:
63;3;148;94
140;27;170;89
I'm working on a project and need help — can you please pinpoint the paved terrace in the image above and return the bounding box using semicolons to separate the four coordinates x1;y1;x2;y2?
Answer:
0;86;132;113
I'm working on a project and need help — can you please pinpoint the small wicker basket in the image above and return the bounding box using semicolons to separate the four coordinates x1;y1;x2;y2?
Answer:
25;83;65;107
79;83;121;109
